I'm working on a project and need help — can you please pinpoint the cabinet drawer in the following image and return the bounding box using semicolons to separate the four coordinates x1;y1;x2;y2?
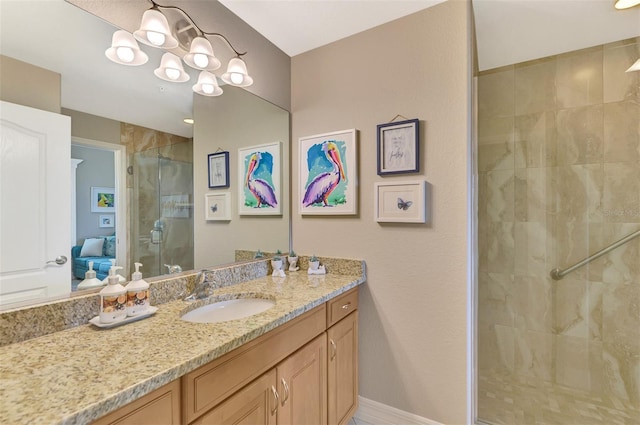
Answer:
182;304;326;424
327;287;358;328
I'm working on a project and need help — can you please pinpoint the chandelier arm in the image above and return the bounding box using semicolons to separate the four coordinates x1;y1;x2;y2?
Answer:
147;0;247;57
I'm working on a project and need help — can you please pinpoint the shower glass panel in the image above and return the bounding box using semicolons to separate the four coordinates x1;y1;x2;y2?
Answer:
477;38;640;424
132;143;194;278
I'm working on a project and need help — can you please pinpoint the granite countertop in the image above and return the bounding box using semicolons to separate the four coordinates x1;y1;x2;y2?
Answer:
0;268;365;425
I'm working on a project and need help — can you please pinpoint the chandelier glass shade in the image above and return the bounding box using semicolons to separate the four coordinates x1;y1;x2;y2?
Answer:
133;9;178;49
221;57;254;87
154;52;190;82
184;37;221;71
105;0;253;96
105;30;149;66
193;71;223;96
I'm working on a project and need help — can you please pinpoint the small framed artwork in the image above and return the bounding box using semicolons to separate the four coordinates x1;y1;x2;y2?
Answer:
374;180;426;223
299;129;358;215
208;151;230;188
205;192;231;221
90;187;115;212
238;142;281;215
99;214;114;228
377;118;419;175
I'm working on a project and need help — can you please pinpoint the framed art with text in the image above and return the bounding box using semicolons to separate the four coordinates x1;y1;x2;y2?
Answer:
377;118;419;175
208;151;230;188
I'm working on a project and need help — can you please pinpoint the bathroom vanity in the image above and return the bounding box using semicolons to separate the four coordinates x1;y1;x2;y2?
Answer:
94;288;358;425
0;258;365;425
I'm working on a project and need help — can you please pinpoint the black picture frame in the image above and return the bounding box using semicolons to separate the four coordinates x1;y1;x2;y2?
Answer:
376;118;419;175
208;151;230;188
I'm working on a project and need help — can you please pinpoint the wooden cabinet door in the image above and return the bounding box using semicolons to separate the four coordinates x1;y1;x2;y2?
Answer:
193;370;277;425
277;333;327;425
327;311;358;425
92;380;181;425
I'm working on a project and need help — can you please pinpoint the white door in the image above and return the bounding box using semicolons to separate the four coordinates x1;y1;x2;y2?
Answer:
0;101;71;307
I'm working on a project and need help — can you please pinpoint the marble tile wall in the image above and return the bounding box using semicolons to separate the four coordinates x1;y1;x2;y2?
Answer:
477;37;640;419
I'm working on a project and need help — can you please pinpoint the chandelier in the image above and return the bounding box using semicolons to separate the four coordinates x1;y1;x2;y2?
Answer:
104;0;253;97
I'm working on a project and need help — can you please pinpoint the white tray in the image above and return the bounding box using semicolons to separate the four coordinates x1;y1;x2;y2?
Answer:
89;306;158;328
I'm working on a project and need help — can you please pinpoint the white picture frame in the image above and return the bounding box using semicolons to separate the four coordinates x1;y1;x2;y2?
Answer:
299;129;358;215
238;142;282;215
98;214;114;228
90;186;115;213
374;180;426;223
205;192;231;221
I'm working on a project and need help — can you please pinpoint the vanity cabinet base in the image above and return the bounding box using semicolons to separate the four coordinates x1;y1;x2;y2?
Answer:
94;287;359;425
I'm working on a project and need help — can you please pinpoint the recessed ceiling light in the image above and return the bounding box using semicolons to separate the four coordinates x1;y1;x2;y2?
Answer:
614;0;640;9
183;118;194;124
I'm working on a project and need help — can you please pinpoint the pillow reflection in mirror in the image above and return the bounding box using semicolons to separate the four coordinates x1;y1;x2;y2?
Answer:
79;238;105;257
104;236;116;257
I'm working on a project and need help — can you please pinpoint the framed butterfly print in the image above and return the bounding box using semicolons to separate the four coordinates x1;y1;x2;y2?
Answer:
374;180;426;223
205;192;231;221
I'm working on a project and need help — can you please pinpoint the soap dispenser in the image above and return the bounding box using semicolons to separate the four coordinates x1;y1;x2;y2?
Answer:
125;262;150;316
101;259;126;285
99;265;127;323
77;261;104;290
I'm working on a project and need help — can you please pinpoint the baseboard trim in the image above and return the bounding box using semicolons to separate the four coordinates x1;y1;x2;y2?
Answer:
354;396;444;425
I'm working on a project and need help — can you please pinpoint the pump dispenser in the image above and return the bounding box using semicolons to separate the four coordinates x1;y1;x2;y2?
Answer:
101;259;126;285
99;265;127;323
125;262;150;316
77;261;104;290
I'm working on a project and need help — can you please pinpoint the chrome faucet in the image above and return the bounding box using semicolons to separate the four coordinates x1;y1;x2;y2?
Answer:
183;270;214;301
164;264;182;274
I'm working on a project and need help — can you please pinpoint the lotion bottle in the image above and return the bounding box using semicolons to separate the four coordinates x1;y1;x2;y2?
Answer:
101;259;126;285
99;265;127;323
125;262;150;316
77;261;104;290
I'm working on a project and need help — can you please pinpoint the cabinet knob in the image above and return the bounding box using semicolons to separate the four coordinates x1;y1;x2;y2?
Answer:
341;302;351;310
330;339;337;360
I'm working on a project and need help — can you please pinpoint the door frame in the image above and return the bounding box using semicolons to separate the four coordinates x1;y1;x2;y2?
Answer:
71;137;128;275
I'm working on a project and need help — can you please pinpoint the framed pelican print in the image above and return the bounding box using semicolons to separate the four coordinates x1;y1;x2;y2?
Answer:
238;142;282;215
299;129;358;215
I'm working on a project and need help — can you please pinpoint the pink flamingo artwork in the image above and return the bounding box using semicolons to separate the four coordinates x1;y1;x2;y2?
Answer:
245;152;277;208
302;141;346;207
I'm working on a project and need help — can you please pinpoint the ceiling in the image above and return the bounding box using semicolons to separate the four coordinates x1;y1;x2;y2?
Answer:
1;1;638;138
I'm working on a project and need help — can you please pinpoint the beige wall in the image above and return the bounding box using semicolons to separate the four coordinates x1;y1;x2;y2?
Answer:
62;108;121;145
291;2;472;423
0;55;60;113
193;86;290;268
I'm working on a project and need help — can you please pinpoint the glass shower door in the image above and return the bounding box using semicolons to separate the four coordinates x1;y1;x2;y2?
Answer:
132;144;193;278
476;38;640;424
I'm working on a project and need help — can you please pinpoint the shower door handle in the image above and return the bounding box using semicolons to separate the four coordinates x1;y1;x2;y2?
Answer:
150;229;162;244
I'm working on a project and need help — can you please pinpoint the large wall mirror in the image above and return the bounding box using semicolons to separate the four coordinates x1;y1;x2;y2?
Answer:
0;0;290;309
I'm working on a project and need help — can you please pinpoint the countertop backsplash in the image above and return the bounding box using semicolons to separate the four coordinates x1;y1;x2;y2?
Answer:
0;255;364;347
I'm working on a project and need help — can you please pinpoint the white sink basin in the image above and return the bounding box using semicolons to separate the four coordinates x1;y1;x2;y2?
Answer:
181;297;275;323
